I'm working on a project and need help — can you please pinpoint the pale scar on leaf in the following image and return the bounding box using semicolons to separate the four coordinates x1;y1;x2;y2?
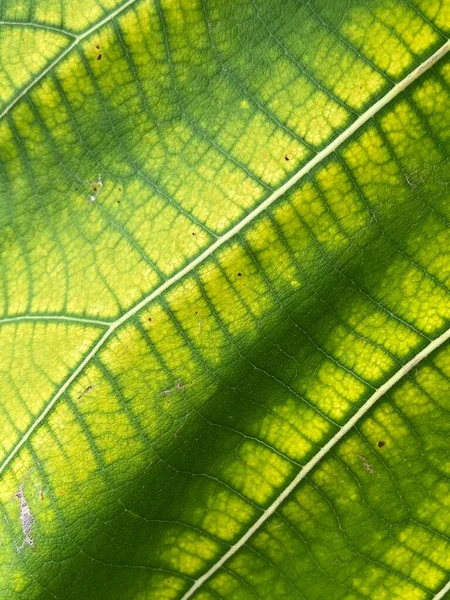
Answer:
15;485;34;550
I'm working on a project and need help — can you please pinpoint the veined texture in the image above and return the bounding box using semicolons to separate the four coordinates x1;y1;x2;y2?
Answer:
0;1;449;599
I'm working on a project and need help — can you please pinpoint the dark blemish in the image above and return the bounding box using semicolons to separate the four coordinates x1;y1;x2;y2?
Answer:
39;490;44;501
95;44;100;49
192;232;196;236
118;187;122;191
117;201;120;204
378;440;386;448
77;385;94;400
237;272;242;277
97;54;102;60
285;155;290;161
148;317;152;322
88;175;103;203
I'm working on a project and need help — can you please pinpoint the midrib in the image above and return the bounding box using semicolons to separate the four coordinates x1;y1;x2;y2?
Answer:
0;39;449;594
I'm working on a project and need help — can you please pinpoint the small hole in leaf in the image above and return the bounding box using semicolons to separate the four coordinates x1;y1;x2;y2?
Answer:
285;155;289;161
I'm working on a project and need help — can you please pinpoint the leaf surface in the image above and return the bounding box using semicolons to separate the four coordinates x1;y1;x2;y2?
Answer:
0;1;449;599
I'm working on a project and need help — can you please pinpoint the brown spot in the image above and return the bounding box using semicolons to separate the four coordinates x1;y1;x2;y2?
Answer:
39;490;44;501
95;44;100;50
378;440;386;448
118;187;122;191
77;385;94;400
97;54;102;60
148;317;152;322
237;272;242;277
285;155;290;161
192;232;196;235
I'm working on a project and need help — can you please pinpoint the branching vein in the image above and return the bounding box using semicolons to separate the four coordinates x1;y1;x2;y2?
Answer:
0;39;448;482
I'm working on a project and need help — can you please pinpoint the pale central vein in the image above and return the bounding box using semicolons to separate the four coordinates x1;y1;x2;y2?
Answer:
181;326;450;600
0;40;448;489
434;578;450;600
0;0;141;122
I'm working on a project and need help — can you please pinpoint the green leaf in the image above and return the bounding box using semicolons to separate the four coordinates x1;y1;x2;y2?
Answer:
0;1;449;599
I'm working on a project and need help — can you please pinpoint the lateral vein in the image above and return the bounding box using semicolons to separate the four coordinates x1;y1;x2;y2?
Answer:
434;578;450;600
0;315;110;327
0;21;76;37
181;326;450;599
0;0;140;122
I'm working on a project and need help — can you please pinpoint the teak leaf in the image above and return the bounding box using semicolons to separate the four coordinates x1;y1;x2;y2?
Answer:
0;1;449;599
